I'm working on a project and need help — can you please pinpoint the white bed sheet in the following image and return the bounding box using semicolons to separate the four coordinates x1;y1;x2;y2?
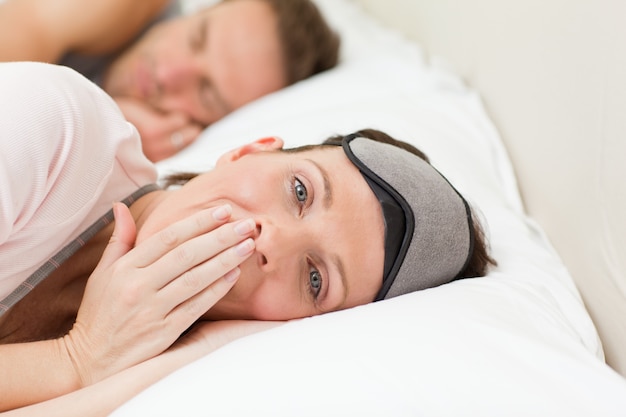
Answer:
113;0;626;415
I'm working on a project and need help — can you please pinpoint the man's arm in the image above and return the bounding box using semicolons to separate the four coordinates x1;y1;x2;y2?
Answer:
0;0;170;63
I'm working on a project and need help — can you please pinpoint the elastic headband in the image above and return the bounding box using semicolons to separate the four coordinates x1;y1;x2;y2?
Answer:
341;135;474;300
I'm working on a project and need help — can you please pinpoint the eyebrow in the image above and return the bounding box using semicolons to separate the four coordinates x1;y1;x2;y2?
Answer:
200;77;231;117
197;16;208;50
197;15;232;117
304;158;350;309
306;158;333;209
212;86;232;115
331;254;349;309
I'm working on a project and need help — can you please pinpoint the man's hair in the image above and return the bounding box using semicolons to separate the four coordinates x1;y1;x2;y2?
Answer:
256;0;340;84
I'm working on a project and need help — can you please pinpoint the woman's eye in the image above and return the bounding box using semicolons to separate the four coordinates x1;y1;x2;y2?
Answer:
294;178;308;203
309;268;322;299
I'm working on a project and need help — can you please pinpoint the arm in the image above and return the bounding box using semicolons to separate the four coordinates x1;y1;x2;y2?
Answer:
0;203;256;412
0;62;241;411
3;321;282;417
0;0;171;63
0;339;84;411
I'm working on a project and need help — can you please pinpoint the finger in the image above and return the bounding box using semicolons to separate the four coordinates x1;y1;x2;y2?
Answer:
148;219;256;290
166;266;242;329
158;113;202;152
141;111;190;161
160;111;189;132
180;122;203;146
95;202;137;270
167;122;204;154
131;205;233;268
158;237;254;307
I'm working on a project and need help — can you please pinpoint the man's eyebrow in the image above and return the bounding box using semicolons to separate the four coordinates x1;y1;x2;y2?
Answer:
213;87;232;114
197;15;232;116
197;16;208;49
203;78;232;116
306;158;333;209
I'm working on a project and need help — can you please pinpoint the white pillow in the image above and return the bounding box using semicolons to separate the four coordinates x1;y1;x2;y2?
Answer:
114;0;626;415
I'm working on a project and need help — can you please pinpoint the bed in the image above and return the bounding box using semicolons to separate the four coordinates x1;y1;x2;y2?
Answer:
112;0;626;415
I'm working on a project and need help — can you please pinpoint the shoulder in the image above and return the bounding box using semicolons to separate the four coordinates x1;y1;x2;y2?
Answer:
0;62;157;299
0;62;156;246
0;61;156;201
0;0;173;61
60;0;174;55
0;62;129;156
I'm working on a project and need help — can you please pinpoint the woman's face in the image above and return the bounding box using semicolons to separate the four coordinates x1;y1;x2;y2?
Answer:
137;138;385;320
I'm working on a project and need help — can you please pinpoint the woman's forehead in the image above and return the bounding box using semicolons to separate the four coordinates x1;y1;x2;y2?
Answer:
289;145;375;205
301;146;386;302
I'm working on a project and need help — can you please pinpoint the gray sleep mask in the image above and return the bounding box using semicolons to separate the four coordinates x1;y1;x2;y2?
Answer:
341;135;474;300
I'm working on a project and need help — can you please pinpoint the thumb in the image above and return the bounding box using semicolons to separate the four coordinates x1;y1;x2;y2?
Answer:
97;202;137;269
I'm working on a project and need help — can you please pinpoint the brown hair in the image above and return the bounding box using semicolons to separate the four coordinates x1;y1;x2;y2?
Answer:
162;128;497;278
254;0;340;84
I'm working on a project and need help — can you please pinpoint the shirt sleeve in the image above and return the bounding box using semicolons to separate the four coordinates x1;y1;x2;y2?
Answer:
0;62;78;244
0;62;156;298
0;60;154;240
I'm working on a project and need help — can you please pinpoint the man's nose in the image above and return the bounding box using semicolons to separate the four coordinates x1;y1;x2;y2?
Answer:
155;61;198;93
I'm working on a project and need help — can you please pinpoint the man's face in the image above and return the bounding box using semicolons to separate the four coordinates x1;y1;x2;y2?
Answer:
137;140;386;321
103;0;286;126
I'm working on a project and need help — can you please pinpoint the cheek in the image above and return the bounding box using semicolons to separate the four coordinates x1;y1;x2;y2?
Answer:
234;181;261;204
226;167;277;209
232;276;301;320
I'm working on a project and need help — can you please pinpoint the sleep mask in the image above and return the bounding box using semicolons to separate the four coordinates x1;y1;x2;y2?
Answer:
340;134;474;300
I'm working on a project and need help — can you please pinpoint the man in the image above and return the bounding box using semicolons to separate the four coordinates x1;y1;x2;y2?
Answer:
0;0;339;161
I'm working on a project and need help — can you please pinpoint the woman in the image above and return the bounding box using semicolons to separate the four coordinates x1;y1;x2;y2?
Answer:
0;62;495;413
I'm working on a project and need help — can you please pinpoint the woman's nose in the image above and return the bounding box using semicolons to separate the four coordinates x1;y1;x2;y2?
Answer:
253;219;299;272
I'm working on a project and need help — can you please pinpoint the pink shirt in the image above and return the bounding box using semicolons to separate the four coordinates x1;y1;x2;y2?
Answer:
0;62;157;303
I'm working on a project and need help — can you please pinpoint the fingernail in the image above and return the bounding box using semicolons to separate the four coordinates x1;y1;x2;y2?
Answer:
224;267;240;283
234;218;255;236
234;238;255;257
112;201;121;218
112;202;126;221
212;205;231;221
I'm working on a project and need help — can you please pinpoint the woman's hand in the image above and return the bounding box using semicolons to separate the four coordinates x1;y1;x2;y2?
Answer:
63;202;255;387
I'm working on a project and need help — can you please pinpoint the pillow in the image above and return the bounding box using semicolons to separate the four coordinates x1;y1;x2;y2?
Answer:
113;0;626;415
